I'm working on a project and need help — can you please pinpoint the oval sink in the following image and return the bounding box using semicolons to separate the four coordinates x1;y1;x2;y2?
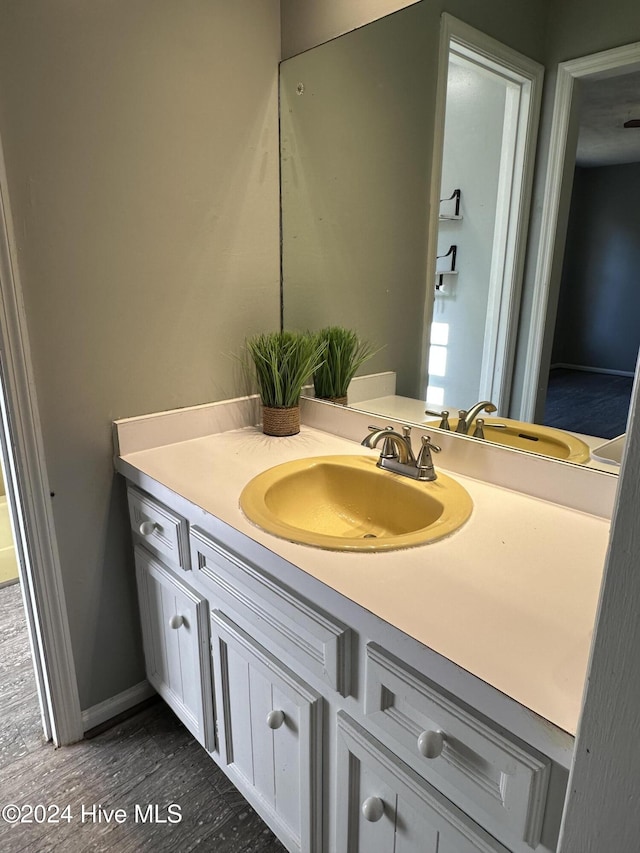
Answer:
425;416;590;463
239;455;472;551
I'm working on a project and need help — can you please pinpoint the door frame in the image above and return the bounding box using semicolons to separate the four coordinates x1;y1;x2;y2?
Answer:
520;40;640;422
422;13;543;412
0;134;83;745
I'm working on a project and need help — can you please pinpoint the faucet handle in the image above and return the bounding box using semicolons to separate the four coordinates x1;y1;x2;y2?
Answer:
361;425;392;448
421;435;441;453
416;435;440;481
456;410;469;434
425;409;451;430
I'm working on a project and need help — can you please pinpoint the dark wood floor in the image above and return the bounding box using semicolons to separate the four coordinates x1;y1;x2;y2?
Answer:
0;583;286;852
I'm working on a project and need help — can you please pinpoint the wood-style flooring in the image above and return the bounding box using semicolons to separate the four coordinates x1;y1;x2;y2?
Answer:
544;367;633;438
0;583;286;852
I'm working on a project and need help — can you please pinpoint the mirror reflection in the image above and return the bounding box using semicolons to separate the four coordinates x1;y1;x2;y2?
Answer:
280;1;639;472
544;71;640;445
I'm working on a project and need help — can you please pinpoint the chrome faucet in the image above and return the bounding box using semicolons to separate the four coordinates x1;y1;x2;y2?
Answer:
456;401;497;434
361;425;441;481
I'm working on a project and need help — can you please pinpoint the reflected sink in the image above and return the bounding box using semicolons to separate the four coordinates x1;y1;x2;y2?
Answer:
425;416;591;464
240;455;473;551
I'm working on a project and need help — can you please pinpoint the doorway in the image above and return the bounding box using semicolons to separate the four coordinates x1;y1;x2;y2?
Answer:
542;71;640;439
521;42;640;429
0;467;18;588
423;14;543;415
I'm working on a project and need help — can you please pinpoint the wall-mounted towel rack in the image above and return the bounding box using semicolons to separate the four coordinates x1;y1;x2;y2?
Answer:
439;188;462;220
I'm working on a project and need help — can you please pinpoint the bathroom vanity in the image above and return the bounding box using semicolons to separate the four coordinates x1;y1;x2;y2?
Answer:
113;396;611;853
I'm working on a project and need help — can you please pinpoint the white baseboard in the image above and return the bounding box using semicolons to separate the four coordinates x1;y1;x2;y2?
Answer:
82;680;156;732
550;362;635;378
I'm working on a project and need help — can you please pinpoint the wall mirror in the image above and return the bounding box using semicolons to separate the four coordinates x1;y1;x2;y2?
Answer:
280;1;640;473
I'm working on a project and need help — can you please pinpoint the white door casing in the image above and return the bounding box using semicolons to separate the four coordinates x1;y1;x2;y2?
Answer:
0;130;82;746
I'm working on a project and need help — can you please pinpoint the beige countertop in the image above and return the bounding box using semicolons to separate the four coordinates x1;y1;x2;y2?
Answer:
120;423;609;736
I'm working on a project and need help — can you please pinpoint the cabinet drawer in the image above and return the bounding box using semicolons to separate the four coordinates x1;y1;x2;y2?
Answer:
336;712;509;853
128;485;190;570
364;643;550;848
134;545;214;751
191;526;352;696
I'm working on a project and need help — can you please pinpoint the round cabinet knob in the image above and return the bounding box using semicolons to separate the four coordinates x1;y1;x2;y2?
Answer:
169;614;184;630
266;710;285;730
361;796;385;822
417;729;445;759
139;520;157;536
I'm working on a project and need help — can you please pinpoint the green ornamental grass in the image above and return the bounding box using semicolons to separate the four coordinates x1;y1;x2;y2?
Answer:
246;331;326;409
312;326;378;399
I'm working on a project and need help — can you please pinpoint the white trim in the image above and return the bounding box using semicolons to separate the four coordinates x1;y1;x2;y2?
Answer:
521;41;640;422
423;14;543;410
479;81;520;407
0;135;83;745
420;15;451;397
558;358;640;848
82;680;156;732
551;363;636;378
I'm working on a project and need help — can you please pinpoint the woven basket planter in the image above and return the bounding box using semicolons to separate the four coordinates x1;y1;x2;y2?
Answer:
323;395;348;406
262;405;300;437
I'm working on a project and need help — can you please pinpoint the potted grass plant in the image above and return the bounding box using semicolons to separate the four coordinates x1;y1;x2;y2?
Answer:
245;330;326;436
312;326;378;405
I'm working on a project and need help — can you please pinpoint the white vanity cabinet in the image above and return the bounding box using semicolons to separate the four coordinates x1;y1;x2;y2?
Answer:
210;609;323;853
123;479;566;853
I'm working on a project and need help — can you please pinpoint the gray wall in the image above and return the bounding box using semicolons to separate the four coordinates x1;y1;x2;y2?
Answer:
552;164;640;374
0;1;281;710
280;0;548;62
281;0;421;59
281;4;434;397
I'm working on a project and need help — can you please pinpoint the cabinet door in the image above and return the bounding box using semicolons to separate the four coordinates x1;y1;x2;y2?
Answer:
336;713;510;853
135;545;215;751
211;609;323;853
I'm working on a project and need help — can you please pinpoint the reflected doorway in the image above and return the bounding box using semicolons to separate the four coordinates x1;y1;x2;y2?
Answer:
541;71;640;439
428;49;522;410
423;16;543;415
522;42;640;433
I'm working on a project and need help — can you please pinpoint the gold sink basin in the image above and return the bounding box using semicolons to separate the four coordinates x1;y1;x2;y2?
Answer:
425;416;590;463
239;455;473;551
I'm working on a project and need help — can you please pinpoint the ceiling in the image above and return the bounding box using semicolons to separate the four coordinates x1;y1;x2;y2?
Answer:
576;70;640;167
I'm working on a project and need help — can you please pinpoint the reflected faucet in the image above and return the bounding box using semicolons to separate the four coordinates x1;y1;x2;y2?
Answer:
456;401;497;434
